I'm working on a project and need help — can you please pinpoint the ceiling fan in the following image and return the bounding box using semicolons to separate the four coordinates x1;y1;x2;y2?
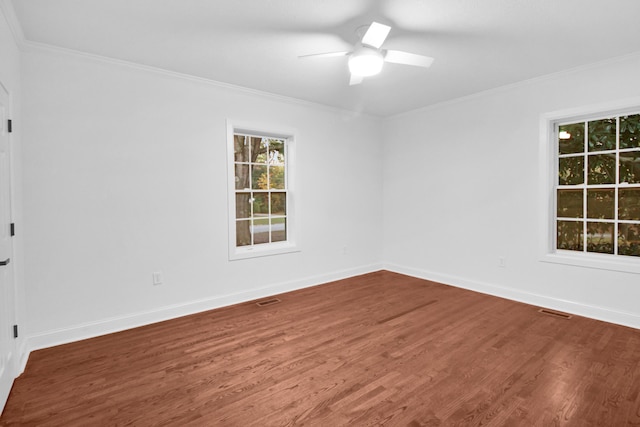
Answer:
300;21;435;86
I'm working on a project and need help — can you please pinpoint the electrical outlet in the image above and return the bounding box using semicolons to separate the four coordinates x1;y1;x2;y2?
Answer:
152;271;163;285
498;256;506;268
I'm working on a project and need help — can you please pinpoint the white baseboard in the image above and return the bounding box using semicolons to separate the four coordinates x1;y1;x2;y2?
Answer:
16;339;27;375
18;261;638;376
0;380;9;417
20;263;383;372
384;262;640;330
1;340;24;415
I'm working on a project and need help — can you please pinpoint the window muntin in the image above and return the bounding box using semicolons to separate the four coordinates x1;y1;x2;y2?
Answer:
555;113;640;258
234;133;288;248
227;122;297;261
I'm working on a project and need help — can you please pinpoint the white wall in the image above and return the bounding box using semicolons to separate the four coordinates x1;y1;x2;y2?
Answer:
15;21;640;359
383;53;640;328
21;46;383;349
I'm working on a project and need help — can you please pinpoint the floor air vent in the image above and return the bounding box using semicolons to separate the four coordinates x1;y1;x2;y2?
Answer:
256;298;281;307
538;308;572;319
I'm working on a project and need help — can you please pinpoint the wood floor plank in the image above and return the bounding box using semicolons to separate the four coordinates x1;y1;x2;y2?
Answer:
2;270;640;426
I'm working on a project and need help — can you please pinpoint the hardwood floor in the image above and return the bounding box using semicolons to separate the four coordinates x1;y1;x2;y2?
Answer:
2;271;640;426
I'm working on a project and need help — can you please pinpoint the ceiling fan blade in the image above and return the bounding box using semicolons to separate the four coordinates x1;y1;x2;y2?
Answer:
361;22;391;49
298;51;350;59
349;74;364;86
384;50;434;68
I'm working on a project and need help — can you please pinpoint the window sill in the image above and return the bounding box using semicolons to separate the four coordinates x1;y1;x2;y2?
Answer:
541;251;640;274
229;241;300;261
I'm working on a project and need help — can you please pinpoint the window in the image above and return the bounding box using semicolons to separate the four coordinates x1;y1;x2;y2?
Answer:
541;100;640;273
227;122;297;260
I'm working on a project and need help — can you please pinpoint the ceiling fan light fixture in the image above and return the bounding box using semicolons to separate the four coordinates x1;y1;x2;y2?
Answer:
299;20;434;86
348;48;384;77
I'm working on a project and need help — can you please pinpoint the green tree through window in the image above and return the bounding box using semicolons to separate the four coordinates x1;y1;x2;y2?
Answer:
233;134;288;248
556;113;640;257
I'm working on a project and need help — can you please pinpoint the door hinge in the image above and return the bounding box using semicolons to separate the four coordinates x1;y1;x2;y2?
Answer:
10;223;15;236
7;119;12;133
13;325;18;339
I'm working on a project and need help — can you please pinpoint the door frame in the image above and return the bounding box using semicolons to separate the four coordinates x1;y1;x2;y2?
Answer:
0;79;18;415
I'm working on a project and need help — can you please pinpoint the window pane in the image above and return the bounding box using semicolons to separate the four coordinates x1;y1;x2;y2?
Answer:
558;156;584;185
234;135;250;162
618;223;640;257
236;220;251;247
557;221;583;251
253;193;269;216
586;222;614;254
269;139;285;165
269;166;285;189
252;164;268;189
271;192;286;215
587;154;616;184
558;123;584;154
253;137;268;163
557;189;583;218
586;189;614;219
619;152;640;184
236;193;251;219
252;218;270;244
588;118;616;152
552;112;640;262
271;218;287;243
234;164;250;190
619;188;640;220
620;114;640;149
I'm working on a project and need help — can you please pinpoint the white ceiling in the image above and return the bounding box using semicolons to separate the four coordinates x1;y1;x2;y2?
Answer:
9;0;640;117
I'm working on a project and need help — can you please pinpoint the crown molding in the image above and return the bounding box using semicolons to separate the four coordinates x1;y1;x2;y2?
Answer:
387;49;640;121
1;0;371;119
21;39;381;121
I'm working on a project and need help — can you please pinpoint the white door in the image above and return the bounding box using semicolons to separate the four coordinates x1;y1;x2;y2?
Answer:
0;82;16;414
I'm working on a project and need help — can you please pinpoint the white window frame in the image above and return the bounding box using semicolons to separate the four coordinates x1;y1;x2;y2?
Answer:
539;97;640;274
226;120;299;261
